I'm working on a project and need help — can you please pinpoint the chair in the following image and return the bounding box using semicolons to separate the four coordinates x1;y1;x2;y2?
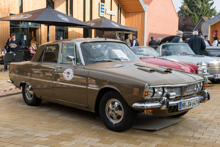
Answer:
23;50;32;61
14;52;24;62
0;53;14;71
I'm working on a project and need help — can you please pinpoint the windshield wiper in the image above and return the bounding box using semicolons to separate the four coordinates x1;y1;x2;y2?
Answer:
111;57;121;61
93;59;113;63
179;52;193;55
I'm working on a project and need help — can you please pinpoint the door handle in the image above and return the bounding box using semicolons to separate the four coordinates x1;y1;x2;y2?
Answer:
56;66;62;70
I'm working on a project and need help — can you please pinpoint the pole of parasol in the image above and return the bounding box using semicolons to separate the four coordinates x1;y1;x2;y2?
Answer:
47;24;50;42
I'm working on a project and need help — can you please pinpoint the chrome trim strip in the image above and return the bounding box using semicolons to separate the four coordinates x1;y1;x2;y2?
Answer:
53;81;87;88
31;77;52;83
87;87;100;90
149;81;204;88
132;95;203;109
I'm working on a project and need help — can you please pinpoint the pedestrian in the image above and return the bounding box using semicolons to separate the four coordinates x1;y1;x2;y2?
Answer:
130;35;139;47
172;31;183;43
30;37;38;49
149;37;157;49
125;39;131;47
5;33;19;53
116;36;119;40
121;36;125;42
156;38;162;46
212;36;219;46
188;31;206;55
29;43;36;56
199;33;203;39
204;35;211;46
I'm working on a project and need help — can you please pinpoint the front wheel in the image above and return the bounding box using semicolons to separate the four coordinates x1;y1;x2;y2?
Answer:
22;83;42;106
99;91;137;132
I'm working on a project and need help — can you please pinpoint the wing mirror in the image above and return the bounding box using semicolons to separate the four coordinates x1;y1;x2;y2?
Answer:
67;55;75;65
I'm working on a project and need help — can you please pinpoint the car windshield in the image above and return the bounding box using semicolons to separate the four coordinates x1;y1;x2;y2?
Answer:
161;44;195;56
132;47;159;57
81;42;140;64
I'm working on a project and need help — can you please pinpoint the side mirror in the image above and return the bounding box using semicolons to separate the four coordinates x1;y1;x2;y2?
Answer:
67;55;75;65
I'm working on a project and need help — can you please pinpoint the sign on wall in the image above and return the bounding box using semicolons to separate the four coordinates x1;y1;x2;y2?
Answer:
99;3;105;17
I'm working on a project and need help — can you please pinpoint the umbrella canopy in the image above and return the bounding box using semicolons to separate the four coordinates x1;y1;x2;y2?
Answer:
0;7;91;41
0;7;91;27
160;35;189;45
86;17;134;32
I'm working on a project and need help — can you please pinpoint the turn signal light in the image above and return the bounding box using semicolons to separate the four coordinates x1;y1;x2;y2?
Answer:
145;109;153;114
133;88;139;94
204;83;208;87
144;91;149;97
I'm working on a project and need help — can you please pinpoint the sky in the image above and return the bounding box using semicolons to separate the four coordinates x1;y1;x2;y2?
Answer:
172;0;220;13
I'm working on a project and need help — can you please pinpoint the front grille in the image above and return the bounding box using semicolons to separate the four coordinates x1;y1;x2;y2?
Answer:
208;61;220;74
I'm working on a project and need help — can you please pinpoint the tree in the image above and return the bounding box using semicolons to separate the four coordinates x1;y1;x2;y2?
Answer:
178;0;217;24
179;16;195;31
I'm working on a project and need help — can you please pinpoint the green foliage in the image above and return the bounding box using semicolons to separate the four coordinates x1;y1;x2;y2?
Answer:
178;0;217;24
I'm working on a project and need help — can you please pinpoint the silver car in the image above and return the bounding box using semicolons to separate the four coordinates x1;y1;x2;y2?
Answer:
159;43;220;83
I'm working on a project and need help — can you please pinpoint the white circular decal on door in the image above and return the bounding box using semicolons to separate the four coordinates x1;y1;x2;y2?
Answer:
63;69;74;81
11;14;32;20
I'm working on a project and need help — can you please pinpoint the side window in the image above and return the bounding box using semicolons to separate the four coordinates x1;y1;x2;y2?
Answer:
75;47;82;65
43;45;59;63
60;43;75;64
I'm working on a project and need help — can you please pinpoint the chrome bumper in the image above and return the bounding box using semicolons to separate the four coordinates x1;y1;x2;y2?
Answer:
132;90;210;110
207;74;220;79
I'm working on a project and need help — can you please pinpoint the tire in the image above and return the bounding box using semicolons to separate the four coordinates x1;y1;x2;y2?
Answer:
170;111;188;118
99;91;137;132
22;83;42;106
210;79;220;84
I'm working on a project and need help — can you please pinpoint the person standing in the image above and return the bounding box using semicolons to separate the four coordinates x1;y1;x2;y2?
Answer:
188;31;206;55
172;31;183;43
125;39;131;47
130;35;139;47
204;35;212;46
212;36;219;46
6;33;19;53
30;37;38;49
149;37;157;49
29;43;36;56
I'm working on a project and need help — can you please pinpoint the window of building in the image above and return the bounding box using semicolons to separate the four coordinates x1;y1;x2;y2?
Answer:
56;27;68;40
101;0;105;3
19;0;23;13
70;0;73;16
117;4;120;23
110;0;112;20
66;0;68;15
120;7;121;24
46;0;54;9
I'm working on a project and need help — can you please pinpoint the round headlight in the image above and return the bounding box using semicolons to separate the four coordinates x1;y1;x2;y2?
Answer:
154;87;164;98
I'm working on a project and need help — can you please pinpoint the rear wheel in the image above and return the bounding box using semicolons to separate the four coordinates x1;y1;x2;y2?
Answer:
99;91;137;132
22;83;42;106
210;79;220;84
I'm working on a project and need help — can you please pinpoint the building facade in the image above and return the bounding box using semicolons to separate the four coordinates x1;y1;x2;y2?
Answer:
0;0;179;51
0;0;147;51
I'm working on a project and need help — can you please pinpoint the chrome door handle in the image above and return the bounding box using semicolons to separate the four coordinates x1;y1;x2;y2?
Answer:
56;66;62;70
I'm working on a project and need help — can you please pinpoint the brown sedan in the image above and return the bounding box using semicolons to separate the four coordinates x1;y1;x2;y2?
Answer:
8;39;210;132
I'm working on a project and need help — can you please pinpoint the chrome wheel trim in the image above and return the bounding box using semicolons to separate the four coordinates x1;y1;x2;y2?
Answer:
25;84;34;101
105;98;124;124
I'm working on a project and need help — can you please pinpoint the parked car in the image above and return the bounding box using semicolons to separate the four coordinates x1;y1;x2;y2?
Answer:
131;46;208;76
203;41;220;57
159;43;220;83
8;39;210;132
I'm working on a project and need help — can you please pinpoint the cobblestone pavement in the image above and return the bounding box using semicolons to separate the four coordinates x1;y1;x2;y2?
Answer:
0;72;220;147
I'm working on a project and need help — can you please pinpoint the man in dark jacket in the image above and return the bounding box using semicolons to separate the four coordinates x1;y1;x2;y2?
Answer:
149;37;157;49
130;35;139;47
172;31;183;43
188;31;206;55
6;33;19;53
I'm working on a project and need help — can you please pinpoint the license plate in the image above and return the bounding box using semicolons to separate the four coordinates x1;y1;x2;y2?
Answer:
214;74;220;79
178;99;200;111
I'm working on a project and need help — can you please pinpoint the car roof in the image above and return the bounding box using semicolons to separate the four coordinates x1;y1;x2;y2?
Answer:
40;38;123;46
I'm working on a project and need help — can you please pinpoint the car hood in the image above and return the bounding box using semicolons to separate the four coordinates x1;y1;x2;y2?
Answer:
140;57;194;73
162;55;220;65
85;61;203;86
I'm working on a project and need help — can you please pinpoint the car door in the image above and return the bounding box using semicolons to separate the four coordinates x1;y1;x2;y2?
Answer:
31;44;59;99
53;42;89;106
